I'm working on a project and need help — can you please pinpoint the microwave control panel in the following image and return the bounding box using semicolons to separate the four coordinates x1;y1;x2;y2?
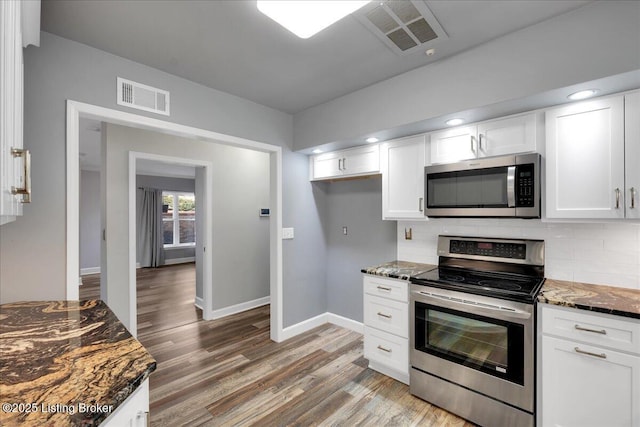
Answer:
516;164;535;207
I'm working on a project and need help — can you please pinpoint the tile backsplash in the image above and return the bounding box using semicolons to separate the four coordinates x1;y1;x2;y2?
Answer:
398;219;640;290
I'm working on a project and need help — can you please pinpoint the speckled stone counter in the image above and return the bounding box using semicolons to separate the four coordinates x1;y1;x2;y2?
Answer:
361;260;437;281
538;279;640;320
0;300;156;426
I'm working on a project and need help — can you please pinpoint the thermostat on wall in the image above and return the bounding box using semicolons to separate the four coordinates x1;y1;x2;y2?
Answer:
259;208;270;217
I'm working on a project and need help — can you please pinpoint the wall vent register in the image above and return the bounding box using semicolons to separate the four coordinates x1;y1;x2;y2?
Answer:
117;77;170;116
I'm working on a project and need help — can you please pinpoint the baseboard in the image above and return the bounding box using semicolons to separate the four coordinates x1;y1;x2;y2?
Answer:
194;296;204;310
80;267;100;276
163;257;195;266
327;313;364;334
209;296;270;320
280;312;364;341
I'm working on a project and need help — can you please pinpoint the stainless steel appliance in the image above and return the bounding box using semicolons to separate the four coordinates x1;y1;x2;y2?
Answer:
409;236;545;427
424;153;541;218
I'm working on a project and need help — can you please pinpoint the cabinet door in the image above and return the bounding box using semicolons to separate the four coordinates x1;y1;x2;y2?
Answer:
477;113;537;157
101;379;150;427
310;151;342;180
541;335;640;427
625;92;640;219
341;144;379;176
0;0;24;225
545;97;625;219
429;125;477;164
381;135;426;220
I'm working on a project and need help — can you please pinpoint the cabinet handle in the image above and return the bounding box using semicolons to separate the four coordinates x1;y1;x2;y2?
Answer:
419;197;424;212
376;285;392;292
479;134;484;152
338;158;342;171
574;347;606;359
615;188;621;209
574;324;607;335
11;148;31;203
630;187;636;209
377;312;392;319
470;135;476;154
377;345;392;353
342;157;347;170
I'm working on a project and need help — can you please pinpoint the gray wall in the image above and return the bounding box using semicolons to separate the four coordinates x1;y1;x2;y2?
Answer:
136;174;197;262
324;177;397;322
80;170;101;271
103;124;270;325
294;1;640;149
0;32;327;330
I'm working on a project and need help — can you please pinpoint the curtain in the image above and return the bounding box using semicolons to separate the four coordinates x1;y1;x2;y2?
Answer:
138;188;165;268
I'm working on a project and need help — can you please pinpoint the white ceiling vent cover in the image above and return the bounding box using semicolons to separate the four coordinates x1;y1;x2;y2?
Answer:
117;77;170;116
355;1;448;55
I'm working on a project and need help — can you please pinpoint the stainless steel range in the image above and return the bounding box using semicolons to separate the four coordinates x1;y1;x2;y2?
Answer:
409;235;545;427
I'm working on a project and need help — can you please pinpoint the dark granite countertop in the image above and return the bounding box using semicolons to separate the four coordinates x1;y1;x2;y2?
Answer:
0;300;156;426
538;279;640;320
361;260;437;281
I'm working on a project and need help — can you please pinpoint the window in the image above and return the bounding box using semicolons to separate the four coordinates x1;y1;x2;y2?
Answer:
162;191;196;248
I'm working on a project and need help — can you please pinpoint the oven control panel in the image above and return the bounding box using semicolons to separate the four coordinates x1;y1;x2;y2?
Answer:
449;240;526;259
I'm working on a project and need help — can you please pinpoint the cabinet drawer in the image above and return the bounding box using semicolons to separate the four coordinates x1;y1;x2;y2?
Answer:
363;275;408;303
364;326;408;375
541;305;640;355
364;294;408;338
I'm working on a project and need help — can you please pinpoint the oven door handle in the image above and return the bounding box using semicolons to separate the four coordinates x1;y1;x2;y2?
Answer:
412;291;532;320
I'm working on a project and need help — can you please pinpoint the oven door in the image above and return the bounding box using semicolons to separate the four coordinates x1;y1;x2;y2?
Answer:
410;285;534;412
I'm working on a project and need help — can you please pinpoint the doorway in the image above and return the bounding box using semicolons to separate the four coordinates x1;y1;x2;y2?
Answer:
66;100;284;341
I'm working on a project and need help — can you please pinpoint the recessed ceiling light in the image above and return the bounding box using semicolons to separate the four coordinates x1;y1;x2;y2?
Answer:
312;149;323;154
568;89;599;100
366;137;379;143
446;118;464;126
257;1;371;39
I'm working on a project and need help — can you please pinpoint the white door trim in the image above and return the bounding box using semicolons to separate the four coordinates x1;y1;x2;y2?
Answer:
66;100;284;342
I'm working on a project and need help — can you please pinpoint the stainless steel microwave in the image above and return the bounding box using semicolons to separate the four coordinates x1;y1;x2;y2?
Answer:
424;153;541;218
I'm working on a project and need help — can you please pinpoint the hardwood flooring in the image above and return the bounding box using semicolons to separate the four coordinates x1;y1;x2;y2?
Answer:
80;264;474;426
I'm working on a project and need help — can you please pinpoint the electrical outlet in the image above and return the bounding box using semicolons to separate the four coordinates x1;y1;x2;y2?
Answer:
342;226;348;235
405;227;412;240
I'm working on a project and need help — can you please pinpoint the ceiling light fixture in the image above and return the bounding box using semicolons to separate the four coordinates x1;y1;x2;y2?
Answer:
312;149;323;154
257;0;371;39
366;137;379;143
446;118;464;126
567;89;599;100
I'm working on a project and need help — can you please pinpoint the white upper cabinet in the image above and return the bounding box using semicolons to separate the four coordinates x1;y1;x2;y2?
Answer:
625;92;639;219
429;125;477;164
477;113;538;157
310;144;379;181
545;95;628;219
1;0;25;225
430;113;539;164
380;135;427;220
1;0;37;226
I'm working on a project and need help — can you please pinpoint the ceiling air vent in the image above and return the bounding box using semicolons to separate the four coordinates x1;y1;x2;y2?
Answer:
355;0;447;55
117;77;170;116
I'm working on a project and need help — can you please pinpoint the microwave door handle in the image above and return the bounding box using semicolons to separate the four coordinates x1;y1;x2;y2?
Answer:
507;166;516;208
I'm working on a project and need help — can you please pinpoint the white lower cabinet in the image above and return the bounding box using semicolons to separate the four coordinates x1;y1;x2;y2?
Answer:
101;379;150;427
539;305;640;427
363;274;409;384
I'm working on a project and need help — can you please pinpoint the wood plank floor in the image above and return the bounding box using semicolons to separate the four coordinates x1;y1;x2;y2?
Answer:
80;264;475;426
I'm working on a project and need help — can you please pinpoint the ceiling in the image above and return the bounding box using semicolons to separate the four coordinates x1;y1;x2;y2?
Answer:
41;0;593;114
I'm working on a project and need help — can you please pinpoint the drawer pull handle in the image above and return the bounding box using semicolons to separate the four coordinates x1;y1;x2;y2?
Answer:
574;347;606;359
377;312;392;319
376;286;392;292
377;345;392;353
574;324;607;335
